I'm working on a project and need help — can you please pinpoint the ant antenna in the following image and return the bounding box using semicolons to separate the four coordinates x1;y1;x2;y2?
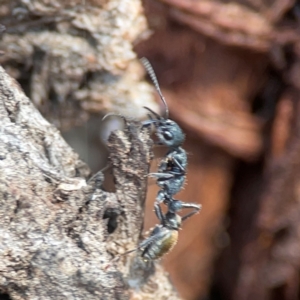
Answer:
140;57;169;119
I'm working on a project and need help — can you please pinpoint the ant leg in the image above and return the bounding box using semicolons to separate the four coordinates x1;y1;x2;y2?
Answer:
148;172;174;179
139;225;161;247
180;202;202;211
109;225;162;264
172;157;186;174
156;190;167;203
181;204;202;222
149;164;185;178
168;200;201;214
156;190;179;205
154;202;165;223
120;205;164;256
99;163;111;172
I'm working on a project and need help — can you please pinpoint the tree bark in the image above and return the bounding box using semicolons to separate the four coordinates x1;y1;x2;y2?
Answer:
0;66;179;299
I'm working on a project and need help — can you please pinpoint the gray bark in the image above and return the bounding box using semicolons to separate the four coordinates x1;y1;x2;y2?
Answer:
0;66;179;299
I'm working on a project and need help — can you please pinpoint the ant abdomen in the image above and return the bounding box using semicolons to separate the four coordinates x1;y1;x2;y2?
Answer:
141;225;178;260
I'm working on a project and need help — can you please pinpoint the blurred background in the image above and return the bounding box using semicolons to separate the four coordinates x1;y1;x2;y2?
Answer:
1;0;300;299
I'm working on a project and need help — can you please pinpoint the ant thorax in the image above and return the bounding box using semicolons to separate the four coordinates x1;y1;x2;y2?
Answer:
157;174;185;197
159;147;187;174
149;147;187;198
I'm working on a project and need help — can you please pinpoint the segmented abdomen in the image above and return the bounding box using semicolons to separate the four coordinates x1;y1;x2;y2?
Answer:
142;229;178;260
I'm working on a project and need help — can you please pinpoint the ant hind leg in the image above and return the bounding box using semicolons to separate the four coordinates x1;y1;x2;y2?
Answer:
181;204;202;222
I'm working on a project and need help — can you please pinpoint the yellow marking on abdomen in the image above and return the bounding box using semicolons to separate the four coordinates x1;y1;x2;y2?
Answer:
156;231;178;258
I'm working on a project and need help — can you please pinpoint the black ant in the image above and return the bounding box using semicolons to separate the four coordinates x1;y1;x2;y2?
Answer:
103;59;201;265
138;58;201;260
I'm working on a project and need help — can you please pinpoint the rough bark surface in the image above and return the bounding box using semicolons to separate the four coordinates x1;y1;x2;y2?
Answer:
0;0;158;130
0;66;179;300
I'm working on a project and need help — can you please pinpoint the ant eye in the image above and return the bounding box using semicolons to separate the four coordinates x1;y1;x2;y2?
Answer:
163;132;173;141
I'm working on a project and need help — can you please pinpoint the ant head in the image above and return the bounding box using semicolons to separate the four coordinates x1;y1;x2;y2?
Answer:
143;106;185;148
156;119;185;148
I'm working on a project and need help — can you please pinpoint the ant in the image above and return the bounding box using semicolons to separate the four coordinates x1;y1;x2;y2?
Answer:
103;58;201;265
140;58;187;202
138;58;201;260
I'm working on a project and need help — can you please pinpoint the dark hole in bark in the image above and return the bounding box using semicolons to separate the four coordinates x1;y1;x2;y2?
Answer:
0;293;11;300
103;208;120;234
